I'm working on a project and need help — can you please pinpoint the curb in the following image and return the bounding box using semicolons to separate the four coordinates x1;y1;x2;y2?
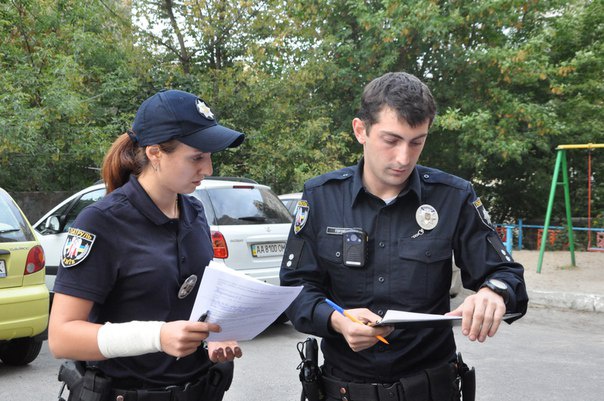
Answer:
528;290;604;313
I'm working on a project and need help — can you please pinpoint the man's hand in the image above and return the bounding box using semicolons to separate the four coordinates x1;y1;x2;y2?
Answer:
207;341;243;363
329;308;394;352
447;288;506;342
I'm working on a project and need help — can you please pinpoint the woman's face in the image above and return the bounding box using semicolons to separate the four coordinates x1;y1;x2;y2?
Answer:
156;141;213;194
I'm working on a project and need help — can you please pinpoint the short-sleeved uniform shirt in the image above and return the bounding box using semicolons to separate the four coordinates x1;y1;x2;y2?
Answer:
280;160;528;382
54;175;214;385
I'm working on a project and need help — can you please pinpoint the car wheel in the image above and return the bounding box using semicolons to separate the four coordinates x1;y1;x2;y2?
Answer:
0;337;43;366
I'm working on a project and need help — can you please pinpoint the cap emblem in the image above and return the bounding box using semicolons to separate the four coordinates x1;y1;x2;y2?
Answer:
196;99;214;120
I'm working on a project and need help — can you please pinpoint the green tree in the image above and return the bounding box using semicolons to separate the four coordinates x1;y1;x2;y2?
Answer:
131;0;353;192
0;0;147;190
280;0;603;221
2;0;602;228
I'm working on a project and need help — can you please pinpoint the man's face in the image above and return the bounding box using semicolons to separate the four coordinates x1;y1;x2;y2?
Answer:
353;107;429;199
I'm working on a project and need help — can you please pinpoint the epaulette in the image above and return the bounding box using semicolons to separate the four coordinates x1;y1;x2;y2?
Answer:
416;165;468;191
305;166;355;190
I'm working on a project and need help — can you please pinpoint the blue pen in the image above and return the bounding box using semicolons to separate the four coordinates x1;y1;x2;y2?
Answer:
325;298;389;345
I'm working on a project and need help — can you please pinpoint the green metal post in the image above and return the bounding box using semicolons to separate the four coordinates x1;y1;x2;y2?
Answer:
537;150;563;273
560;152;576;266
537;144;603;272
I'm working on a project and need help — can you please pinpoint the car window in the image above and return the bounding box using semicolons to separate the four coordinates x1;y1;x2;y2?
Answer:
189;189;216;224
0;190;35;242
284;199;298;215
194;187;292;225
61;189;106;232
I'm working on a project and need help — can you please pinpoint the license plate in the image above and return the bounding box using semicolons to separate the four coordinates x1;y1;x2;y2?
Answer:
0;260;6;278
251;243;285;258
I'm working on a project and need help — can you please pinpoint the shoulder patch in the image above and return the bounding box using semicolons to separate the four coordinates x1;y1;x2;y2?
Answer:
294;200;309;234
61;227;96;268
473;198;495;230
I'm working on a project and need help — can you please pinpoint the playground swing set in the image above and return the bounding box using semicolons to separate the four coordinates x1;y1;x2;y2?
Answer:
537;143;604;273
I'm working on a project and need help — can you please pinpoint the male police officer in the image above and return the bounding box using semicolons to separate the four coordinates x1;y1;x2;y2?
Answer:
280;72;528;401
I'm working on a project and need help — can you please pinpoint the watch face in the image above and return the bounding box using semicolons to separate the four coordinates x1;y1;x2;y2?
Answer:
489;279;508;291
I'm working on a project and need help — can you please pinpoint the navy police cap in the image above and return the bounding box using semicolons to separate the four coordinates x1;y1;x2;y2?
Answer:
131;89;244;152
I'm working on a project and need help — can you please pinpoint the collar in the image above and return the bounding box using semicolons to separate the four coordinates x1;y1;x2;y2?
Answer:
122;175;193;226
350;159;366;207
351;159;422;207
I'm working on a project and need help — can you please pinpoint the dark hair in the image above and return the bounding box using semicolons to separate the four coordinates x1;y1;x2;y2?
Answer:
357;72;436;132
101;134;179;193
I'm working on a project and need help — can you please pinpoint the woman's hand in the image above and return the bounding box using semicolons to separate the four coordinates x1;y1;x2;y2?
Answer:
160;321;221;358
207;341;243;362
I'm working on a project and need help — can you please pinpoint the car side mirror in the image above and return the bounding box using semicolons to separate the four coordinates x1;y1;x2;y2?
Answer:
44;216;61;233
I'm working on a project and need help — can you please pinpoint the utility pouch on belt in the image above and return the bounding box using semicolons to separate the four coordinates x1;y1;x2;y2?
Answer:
57;361;111;401
297;337;325;401
205;361;235;401
456;353;476;401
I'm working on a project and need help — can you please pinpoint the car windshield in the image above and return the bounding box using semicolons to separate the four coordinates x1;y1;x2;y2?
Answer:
195;187;292;225
0;190;35;242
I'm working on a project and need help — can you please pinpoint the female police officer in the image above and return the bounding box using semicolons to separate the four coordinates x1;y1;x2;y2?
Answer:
48;89;244;401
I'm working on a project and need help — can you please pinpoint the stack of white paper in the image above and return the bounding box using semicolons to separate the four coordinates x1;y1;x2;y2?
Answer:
189;261;303;341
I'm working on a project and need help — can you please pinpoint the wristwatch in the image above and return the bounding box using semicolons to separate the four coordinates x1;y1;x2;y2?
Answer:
480;278;510;303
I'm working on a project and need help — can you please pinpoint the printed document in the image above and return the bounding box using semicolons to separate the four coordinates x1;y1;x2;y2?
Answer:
375;310;522;328
376;310;462;326
189;261;303;341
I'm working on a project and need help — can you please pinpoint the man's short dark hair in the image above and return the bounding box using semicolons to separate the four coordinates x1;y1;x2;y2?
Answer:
357;72;436;131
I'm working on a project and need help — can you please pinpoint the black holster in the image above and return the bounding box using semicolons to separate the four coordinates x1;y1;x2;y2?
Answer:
297;337;326;401
57;360;112;401
456;353;476;401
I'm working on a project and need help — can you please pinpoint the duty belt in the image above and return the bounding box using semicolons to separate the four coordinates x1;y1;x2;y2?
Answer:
110;374;208;401
322;363;459;401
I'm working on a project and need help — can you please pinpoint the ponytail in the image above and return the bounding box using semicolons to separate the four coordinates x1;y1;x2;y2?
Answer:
101;133;147;193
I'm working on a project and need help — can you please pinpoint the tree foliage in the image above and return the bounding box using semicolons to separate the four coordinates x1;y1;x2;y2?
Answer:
0;0;147;190
1;0;602;223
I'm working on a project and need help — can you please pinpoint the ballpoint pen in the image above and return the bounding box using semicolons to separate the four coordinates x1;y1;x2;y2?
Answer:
325;298;389;345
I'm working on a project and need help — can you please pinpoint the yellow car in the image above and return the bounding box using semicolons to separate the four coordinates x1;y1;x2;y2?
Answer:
0;187;49;365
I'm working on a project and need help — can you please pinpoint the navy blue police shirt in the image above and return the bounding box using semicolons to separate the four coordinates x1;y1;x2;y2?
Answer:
54;175;214;385
280;159;528;382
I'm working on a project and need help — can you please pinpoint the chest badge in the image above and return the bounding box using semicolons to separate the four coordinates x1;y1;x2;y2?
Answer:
61;227;96;268
178;274;198;299
294;200;309;235
415;204;439;231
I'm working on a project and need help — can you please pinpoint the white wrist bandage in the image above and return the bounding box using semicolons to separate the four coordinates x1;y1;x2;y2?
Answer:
97;321;165;358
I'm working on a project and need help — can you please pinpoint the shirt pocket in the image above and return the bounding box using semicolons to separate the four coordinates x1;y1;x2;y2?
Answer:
396;237;452;304
318;234;366;299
